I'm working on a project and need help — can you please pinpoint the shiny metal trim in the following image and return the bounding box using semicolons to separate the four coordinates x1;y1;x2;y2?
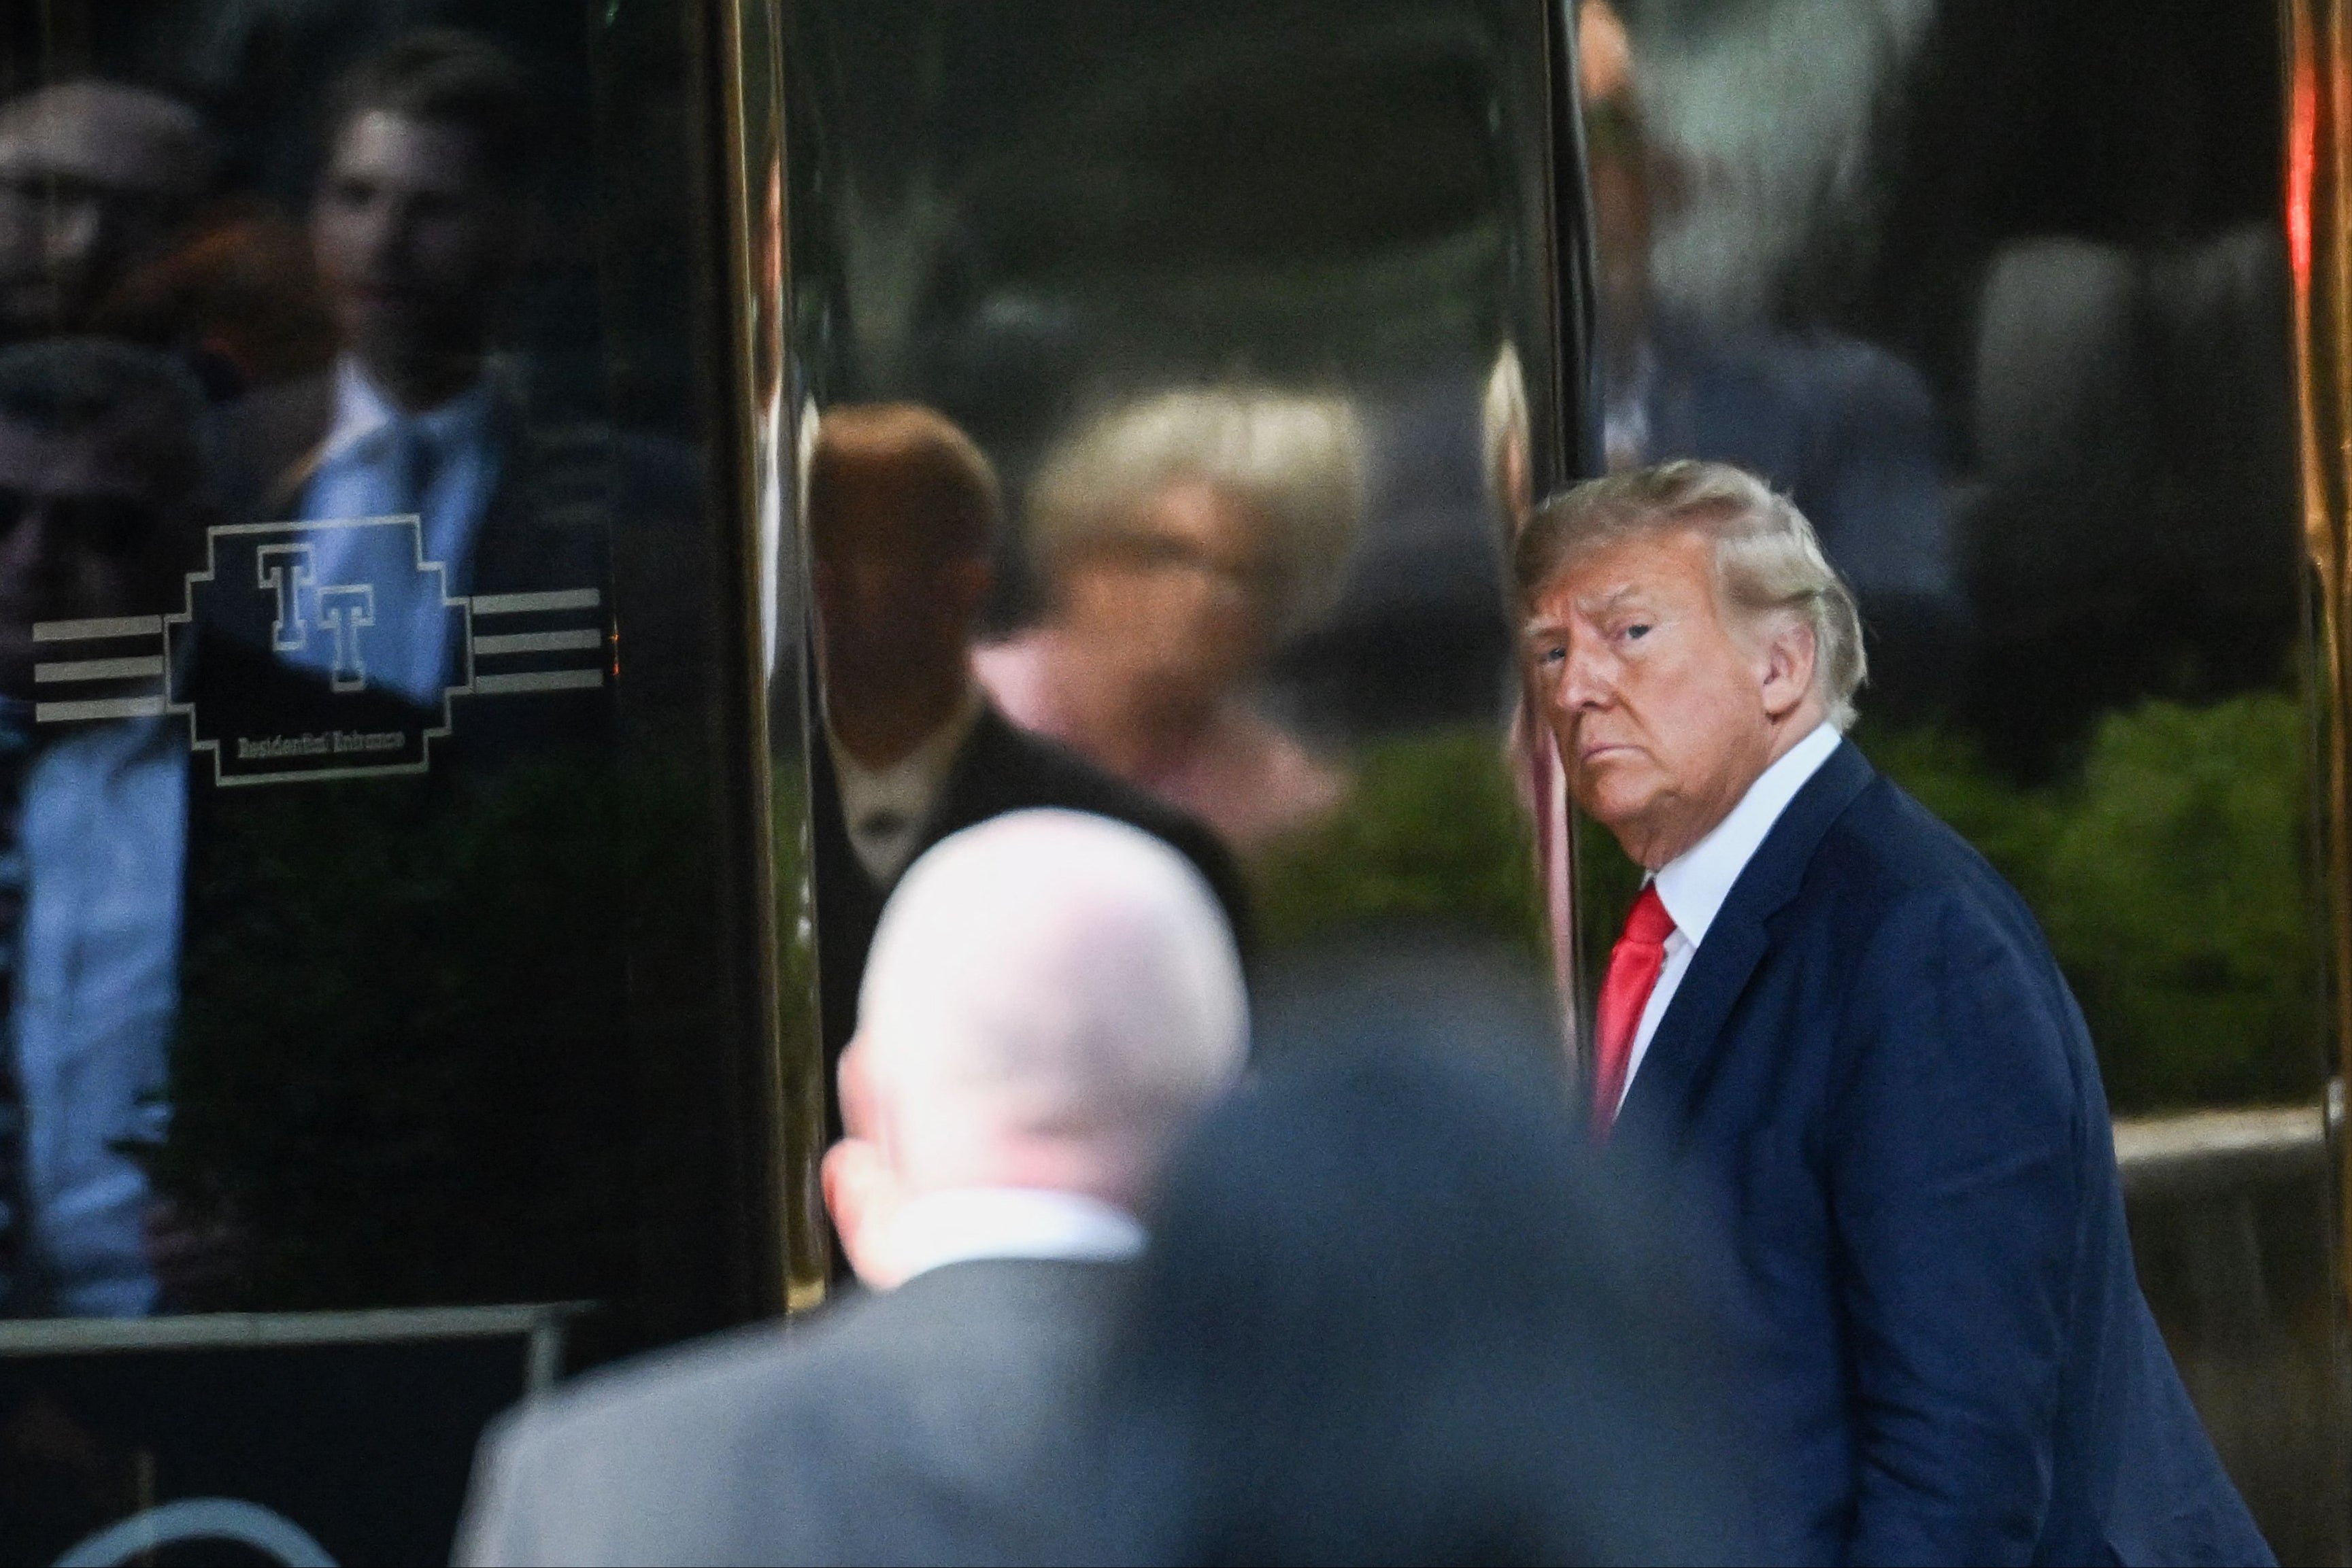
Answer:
717;0;828;1313
2285;0;2352;1319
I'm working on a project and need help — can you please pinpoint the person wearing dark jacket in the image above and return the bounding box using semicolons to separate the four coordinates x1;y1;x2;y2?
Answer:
456;808;1249;1565
1517;459;2269;1565
806;403;1249;1133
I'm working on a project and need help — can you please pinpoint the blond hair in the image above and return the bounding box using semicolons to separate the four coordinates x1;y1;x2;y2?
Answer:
1027;388;1366;640
1515;460;1866;728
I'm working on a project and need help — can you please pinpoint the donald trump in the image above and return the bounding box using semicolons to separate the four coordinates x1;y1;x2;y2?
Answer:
1521;460;2268;1565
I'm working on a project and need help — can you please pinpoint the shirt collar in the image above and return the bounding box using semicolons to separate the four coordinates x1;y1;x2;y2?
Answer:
1651;721;1843;946
826;686;982;857
888;1186;1146;1284
321;354;498;462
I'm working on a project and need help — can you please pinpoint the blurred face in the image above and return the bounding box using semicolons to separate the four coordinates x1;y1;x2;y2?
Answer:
1058;479;1273;704
810;462;989;726
0;85;206;341
0;419;184;698
1579;3;1658;354
312;109;516;370
1524;528;1815;868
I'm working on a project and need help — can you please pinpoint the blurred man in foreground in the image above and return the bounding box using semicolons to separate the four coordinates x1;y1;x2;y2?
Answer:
454;808;1248;1566
0;339;205;1317
1522;459;2266;1564
1089;951;1758;1564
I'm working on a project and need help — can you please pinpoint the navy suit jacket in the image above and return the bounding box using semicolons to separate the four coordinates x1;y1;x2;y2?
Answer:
1613;739;2270;1566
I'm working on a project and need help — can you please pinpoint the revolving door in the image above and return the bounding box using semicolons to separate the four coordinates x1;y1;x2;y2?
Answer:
0;0;2345;1561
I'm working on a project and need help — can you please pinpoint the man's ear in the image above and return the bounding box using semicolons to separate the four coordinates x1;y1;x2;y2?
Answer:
1755;613;1818;721
822;1137;901;1289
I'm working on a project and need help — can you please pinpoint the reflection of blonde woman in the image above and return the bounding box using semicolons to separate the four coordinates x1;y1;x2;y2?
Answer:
976;388;1365;853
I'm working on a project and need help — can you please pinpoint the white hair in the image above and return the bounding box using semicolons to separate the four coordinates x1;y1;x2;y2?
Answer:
1026;388;1366;641
1515;460;1867;728
857;809;1248;1189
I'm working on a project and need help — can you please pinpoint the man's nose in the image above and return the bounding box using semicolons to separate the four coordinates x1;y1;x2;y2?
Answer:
1556;639;1616;711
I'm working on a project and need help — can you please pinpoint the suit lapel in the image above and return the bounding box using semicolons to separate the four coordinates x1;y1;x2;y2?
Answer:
1611;740;1877;1153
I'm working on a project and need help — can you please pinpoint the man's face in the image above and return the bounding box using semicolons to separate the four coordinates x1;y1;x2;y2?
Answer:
809;465;988;720
1524;528;1792;868
1057;479;1274;704
0;84;207;341
1579;3;1662;356
312;109;516;365
0;420;182;698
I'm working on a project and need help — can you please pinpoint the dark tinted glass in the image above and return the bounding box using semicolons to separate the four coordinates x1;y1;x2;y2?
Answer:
1579;2;2339;1556
0;0;789;1379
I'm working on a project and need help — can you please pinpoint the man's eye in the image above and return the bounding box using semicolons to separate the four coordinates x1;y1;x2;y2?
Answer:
1540;645;1566;664
1624;623;1651;641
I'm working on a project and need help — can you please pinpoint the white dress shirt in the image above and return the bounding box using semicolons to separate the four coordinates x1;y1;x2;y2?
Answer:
14;717;187;1316
886;1186;1147;1284
825;687;981;884
1619;721;1843;1108
292;355;503;704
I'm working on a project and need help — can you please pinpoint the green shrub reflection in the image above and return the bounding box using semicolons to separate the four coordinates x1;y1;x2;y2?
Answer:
1258;694;2323;1114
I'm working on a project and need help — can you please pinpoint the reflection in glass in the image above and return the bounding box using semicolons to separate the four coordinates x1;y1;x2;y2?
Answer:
0;340;201;1318
1584;0;2336;1555
805;403;1252;1140
0;0;799;1376
788;0;1568;1041
977;389;1364;854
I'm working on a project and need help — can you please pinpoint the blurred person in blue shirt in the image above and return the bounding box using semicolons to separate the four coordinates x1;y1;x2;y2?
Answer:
0;337;207;1317
221;30;609;713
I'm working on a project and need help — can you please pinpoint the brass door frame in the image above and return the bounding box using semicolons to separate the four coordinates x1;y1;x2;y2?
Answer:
715;0;830;1312
2286;0;2352;1322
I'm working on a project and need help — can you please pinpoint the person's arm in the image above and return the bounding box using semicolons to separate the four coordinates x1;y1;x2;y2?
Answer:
1828;891;2083;1565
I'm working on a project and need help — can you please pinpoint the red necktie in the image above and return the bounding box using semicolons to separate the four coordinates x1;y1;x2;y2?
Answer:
1593;885;1676;1136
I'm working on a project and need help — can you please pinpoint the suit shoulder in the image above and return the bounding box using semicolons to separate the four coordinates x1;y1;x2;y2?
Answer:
501;1285;922;1458
1801;774;2087;1066
504;1319;803;1453
1808;775;2035;931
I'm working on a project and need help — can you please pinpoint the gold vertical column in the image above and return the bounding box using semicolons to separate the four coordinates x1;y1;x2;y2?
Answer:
716;0;830;1312
2286;0;2352;1314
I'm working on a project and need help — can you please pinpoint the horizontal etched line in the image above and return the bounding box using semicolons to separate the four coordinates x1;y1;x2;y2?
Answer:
474;630;603;656
473;669;605;696
36;696;166;723
34;655;164;684
473;589;601;616
33;615;163;643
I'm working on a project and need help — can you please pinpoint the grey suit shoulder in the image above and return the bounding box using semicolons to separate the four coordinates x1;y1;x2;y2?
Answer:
455;1259;1130;1567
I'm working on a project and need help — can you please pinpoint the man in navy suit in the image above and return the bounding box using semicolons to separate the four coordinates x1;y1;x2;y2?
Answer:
1516;458;2269;1565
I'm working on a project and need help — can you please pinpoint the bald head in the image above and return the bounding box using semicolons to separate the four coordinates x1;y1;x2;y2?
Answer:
0;82;213;341
826;811;1247;1283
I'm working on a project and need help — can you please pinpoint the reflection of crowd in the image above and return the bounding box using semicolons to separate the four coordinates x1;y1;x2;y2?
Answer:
978;389;1364;852
805;403;1249;1128
1579;1;1964;721
0;27;630;1319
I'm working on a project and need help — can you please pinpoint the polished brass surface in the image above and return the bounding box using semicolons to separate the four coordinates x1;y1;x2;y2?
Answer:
716;0;829;1313
2287;0;2352;1331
